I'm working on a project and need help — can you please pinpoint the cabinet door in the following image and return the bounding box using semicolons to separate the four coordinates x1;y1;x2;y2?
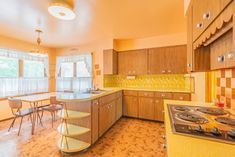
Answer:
108;101;116;126
103;49;117;75
118;49;148;75
99;104;109;136
187;4;193;72
172;45;187;73
92;100;99;144
138;97;155;120
116;97;122;120
154;99;164;122
123;96;138;117
148;47;166;74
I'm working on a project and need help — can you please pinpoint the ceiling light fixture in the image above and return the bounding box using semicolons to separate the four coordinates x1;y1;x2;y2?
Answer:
29;29;47;57
48;0;76;20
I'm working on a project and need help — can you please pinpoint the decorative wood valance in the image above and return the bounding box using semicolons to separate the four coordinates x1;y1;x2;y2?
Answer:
193;2;233;50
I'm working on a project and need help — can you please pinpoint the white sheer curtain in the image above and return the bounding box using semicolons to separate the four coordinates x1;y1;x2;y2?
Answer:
56;54;92;92
0;78;48;97
0;48;49;98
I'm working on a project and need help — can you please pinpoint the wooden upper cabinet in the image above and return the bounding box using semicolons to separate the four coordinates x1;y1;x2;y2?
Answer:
187;3;193;72
103;49;117;75
118;49;148;75
192;0;232;41
148;47;166;74
148;45;187;74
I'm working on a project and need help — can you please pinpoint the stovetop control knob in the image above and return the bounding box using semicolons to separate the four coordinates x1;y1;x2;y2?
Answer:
195;125;204;133
211;127;221;136
228;130;235;139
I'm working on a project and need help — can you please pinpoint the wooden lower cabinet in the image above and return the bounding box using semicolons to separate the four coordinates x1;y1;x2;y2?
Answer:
116;97;122;120
123;96;138;117
138;97;155;120
109;101;116;126
154;99;164;122
99;103;110;136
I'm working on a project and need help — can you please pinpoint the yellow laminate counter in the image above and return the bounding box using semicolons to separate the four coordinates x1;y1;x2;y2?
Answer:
164;100;235;157
56;89;122;102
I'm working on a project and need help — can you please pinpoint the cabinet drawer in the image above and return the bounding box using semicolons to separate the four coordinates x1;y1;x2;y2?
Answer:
123;90;138;96
173;93;191;101
156;92;172;99
138;91;155;97
99;93;116;105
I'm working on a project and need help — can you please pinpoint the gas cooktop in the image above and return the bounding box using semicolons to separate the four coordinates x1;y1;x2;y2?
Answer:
168;105;235;144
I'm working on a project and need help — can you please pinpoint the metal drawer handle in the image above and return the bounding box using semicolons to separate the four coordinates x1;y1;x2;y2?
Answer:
162;70;166;73
203;11;211;20
162;144;167;149
179;97;183;100
167;70;171;73
187;63;192;67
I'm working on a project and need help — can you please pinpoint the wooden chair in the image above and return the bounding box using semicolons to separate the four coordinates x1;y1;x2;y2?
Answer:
41;96;62;127
8;98;33;135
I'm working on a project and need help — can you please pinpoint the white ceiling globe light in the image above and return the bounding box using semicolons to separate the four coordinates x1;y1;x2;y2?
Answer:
48;0;76;20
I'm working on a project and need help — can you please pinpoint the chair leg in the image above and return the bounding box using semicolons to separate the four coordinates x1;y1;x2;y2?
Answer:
51;112;53;128
18;117;24;136
37;111;43;126
8;116;17;132
29;114;33;125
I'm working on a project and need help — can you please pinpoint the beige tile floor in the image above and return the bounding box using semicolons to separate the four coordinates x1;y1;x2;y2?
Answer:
0;114;166;157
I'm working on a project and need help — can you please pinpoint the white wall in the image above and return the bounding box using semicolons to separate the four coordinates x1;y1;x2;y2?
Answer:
191;72;206;102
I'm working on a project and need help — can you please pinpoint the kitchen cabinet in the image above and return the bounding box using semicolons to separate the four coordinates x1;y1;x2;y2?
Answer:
148;45;187;74
187;0;234;71
192;0;232;41
187;3;193;72
118;49;148;75
123;96;138;117
99;103;110;136
123;90;191;122
98;91;122;137
116;96;122;120
138;97;155;120
148;47;166;74
103;49;117;75
154;99;164;121
92;99;99;144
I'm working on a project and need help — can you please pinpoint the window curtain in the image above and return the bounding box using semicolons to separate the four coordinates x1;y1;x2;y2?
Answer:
0;48;49;77
0;48;49;97
56;53;92;92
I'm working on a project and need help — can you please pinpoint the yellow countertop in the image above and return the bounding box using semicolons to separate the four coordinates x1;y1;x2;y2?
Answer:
56;89;122;102
104;87;191;93
164;100;235;157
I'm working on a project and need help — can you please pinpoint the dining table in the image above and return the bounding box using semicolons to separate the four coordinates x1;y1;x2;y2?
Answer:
15;92;57;135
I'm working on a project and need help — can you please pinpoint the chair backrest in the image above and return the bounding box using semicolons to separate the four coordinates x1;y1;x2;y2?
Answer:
8;98;22;115
50;96;58;105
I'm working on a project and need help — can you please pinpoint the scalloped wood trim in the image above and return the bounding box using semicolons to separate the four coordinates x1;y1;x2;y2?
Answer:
193;2;233;50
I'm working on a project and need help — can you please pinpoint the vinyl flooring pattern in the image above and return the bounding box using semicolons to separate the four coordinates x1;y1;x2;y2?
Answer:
0;114;166;157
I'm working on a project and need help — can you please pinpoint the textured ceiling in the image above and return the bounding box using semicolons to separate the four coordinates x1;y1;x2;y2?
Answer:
0;0;186;47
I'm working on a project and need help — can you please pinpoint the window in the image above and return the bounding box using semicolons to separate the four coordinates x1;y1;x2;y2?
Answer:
0;48;49;98
0;56;18;77
61;62;74;78
23;60;45;78
56;54;92;92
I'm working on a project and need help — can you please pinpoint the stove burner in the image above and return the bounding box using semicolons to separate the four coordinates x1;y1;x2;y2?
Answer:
197;107;227;115
215;117;235;126
174;106;190;112
228;130;235;139
176;112;208;124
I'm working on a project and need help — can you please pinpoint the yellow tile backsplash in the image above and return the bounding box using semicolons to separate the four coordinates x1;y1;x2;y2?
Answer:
104;74;191;91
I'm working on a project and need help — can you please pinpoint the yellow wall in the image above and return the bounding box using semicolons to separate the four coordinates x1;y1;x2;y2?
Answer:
0;35;56;120
114;32;187;51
